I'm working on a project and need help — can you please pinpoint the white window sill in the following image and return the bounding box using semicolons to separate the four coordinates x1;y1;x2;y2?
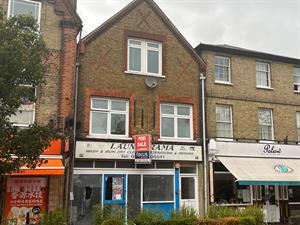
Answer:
12;123;31;127
215;81;233;86
294;90;300;94
256;86;273;90
157;138;197;143
259;140;275;144
125;70;166;78
216;138;234;142
87;135;132;140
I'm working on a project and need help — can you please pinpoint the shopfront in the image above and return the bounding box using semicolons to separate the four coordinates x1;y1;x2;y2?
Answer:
1;139;65;225
72;141;202;225
209;140;300;223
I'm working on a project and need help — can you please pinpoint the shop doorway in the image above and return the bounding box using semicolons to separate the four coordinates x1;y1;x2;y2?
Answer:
180;175;198;213
103;175;126;207
262;185;280;223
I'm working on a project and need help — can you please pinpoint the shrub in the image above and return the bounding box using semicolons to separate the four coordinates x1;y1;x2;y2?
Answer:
239;206;264;225
195;217;239;225
171;206;197;220
94;204;125;225
165;217;195;225
208;205;238;219
130;209;164;225
240;216;256;225
101;218;124;225
41;208;66;225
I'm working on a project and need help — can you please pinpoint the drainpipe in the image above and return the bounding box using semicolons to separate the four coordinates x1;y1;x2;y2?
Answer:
68;25;82;225
200;73;208;215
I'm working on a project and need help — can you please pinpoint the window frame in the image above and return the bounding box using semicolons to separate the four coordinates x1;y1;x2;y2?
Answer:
7;0;42;25
127;38;163;77
294;67;300;92
89;97;129;138
216;104;233;139
256;62;271;88
214;56;231;84
296;112;300;142
9;84;36;127
258;108;274;140
160;103;193;141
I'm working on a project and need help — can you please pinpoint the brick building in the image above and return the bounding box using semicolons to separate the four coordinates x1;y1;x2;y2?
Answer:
73;0;206;222
196;44;300;223
0;0;81;224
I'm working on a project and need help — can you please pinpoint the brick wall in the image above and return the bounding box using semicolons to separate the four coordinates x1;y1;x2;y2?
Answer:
202;50;300;142
78;1;202;142
48;175;64;211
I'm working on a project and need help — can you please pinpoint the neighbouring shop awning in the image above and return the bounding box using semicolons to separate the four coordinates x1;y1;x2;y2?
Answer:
217;156;300;186
10;159;64;175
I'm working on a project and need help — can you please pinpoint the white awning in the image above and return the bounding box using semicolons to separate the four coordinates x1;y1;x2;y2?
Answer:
217;156;300;186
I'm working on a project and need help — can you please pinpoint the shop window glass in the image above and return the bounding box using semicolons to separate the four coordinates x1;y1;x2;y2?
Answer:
136;163;155;169
156;161;174;169
74;160;94;168
143;175;173;201
105;176;124;201
214;163;251;204
72;175;102;225
94;160;115;168
288;186;300;202
128;175;141;219
181;177;195;199
116;161;135;168
180;165;196;174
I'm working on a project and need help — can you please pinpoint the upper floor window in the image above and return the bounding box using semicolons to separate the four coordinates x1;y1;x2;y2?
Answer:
90;98;129;137
297;112;300;142
216;105;233;138
256;62;271;88
8;0;41;23
9;85;36;127
160;104;192;140
214;56;231;83
10;104;35;127
258;108;273;140
127;38;162;76
294;67;300;92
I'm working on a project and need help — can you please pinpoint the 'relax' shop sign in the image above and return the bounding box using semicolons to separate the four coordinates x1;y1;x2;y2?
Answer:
76;141;202;161
134;134;152;164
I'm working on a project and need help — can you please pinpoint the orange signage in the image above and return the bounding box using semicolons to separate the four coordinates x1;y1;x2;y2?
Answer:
4;177;48;225
42;139;62;155
11;159;64;176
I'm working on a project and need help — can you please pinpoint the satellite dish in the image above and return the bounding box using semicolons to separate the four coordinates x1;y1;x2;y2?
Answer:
145;77;157;88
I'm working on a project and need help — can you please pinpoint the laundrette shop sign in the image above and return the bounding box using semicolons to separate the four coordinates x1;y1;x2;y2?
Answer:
75;141;202;161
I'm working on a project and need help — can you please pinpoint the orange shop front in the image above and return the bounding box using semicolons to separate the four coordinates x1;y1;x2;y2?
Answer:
1;139;65;225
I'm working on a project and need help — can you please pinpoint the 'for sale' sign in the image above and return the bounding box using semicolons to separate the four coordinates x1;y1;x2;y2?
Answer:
134;134;152;163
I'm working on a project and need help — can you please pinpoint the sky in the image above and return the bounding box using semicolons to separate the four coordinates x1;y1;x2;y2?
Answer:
77;0;300;59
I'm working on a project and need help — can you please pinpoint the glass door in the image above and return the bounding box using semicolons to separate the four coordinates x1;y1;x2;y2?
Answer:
103;175;126;207
180;175;198;213
262;185;280;223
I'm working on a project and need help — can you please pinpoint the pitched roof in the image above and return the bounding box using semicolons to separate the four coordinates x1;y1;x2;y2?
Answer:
196;43;300;65
81;0;206;70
